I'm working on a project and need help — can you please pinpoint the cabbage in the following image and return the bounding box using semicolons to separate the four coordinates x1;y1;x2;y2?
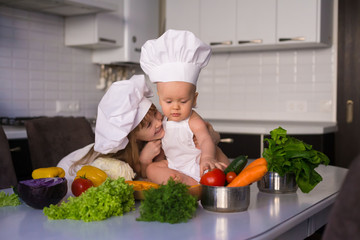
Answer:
91;157;136;180
17;178;67;209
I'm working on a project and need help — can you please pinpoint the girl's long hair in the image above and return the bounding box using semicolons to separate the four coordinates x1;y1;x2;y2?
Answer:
69;104;158;177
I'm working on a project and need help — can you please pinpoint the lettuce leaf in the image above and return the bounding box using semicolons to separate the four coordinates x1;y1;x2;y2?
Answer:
263;127;329;193
0;191;21;207
43;178;135;222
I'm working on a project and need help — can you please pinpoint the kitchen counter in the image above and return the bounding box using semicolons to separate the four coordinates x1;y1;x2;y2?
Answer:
2;126;28;139
2;120;337;140
0;165;348;240
208;120;337;135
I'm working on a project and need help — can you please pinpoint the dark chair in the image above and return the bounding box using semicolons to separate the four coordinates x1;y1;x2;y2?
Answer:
322;155;360;239
25;116;95;169
0;125;18;189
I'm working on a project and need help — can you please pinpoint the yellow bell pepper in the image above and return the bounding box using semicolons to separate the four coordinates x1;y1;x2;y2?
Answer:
32;167;65;179
76;165;107;187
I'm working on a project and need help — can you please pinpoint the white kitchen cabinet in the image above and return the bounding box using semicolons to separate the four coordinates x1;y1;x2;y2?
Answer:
92;0;159;64
165;0;200;37
65;3;124;49
236;0;276;47
277;0;332;48
1;0;119;16
200;0;236;47
165;0;333;52
65;0;159;64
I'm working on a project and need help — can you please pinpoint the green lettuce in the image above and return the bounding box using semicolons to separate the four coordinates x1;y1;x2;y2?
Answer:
0;191;21;207
43;178;135;222
263;127;330;193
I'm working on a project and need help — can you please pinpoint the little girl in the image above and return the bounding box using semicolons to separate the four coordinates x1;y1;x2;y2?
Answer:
57;75;165;192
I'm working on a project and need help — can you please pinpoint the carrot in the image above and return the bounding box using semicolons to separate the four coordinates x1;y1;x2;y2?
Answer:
227;164;268;187
125;181;159;191
243;157;267;171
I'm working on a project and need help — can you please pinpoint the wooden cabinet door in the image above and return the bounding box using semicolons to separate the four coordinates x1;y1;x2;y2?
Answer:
277;0;318;44
335;0;360;168
200;0;236;46
166;0;200;37
236;0;276;46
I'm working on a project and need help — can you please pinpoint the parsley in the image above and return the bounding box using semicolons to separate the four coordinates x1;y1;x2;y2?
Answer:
0;191;21;207
137;179;198;224
43;178;135;222
263;127;330;193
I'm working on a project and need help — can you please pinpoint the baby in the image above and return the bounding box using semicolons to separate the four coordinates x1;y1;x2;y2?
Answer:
140;29;228;185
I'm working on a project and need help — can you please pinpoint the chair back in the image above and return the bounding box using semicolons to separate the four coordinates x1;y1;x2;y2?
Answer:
0;125;18;189
322;155;360;239
25;116;95;169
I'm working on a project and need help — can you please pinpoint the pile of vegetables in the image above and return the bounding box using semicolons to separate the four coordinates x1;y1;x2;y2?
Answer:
43;177;135;222
137;179;198;224
200;156;268;188
263;127;330;193
72;165;108;196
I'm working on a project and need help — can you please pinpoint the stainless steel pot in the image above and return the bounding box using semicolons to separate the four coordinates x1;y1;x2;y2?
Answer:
257;172;298;193
200;185;250;212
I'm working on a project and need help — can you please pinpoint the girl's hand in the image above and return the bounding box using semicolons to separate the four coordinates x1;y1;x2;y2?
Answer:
200;156;227;176
139;139;162;165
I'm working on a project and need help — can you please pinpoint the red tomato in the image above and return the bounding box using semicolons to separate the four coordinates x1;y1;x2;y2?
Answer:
226;172;237;183
200;168;226;186
71;177;94;197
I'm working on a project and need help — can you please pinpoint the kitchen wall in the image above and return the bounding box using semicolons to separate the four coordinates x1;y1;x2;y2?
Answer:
196;46;337;123
0;6;103;118
0;3;337;123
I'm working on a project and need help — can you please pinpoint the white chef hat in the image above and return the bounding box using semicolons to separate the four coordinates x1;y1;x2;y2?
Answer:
94;75;153;154
140;29;211;86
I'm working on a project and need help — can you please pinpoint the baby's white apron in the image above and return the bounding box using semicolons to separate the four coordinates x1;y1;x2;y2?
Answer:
162;117;201;182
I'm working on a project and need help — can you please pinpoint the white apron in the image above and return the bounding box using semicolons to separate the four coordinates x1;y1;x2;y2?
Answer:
162;117;201;182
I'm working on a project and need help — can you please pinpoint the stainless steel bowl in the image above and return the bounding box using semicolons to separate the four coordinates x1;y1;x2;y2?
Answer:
257;172;298;193
200;185;250;212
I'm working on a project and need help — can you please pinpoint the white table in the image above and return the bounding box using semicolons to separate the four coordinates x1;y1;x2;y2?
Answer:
0;165;348;240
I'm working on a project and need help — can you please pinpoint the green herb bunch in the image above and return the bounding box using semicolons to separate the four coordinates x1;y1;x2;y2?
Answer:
43;177;135;222
137;178;198;224
263;127;330;193
0;191;21;207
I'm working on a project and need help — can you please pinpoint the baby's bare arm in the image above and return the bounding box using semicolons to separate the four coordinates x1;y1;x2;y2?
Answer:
189;112;227;175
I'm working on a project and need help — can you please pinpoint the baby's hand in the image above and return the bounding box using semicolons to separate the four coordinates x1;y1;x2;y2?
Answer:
200;156;227;177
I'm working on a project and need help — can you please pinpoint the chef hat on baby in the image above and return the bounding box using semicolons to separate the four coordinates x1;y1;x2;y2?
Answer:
94;75;153;154
140;29;211;86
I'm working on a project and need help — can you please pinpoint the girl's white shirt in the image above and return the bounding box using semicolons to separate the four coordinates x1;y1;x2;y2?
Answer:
57;143;94;197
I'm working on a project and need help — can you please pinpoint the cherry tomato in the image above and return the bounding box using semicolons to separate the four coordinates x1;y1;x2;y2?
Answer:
226;172;237;183
200;168;226;186
71;177;94;197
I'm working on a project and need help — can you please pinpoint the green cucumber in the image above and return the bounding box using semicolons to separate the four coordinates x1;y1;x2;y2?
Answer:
224;155;248;175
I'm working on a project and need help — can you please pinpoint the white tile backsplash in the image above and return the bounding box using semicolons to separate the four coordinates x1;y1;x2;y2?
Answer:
197;43;337;122
0;6;103;118
0;5;337;123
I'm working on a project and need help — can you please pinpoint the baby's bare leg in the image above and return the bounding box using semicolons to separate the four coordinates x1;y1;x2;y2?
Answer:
146;160;198;186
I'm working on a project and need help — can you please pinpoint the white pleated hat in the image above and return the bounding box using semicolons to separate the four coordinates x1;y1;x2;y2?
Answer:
94;75;153;154
140;29;211;86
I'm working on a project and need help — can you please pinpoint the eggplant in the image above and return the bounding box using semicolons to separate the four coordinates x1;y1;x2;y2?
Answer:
17;178;67;209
